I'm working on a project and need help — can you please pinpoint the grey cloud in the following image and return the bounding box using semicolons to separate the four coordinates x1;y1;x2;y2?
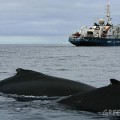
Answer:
0;0;119;43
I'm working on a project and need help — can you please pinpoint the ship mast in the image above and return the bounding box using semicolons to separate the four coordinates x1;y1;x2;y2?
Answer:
106;1;112;25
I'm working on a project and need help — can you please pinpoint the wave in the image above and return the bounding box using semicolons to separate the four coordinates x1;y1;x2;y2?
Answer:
0;93;62;102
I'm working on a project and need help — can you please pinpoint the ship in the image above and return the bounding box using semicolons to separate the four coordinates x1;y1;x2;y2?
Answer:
69;2;120;46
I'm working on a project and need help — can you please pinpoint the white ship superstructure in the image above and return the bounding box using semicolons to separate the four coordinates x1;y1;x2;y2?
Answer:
69;2;120;46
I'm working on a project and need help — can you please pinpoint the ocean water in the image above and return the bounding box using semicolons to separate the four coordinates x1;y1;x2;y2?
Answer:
0;44;120;120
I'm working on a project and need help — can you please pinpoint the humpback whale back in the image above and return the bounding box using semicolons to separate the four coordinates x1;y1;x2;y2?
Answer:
58;79;120;112
0;68;95;97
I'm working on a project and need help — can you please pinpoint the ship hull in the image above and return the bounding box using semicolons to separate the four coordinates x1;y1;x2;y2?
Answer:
69;37;120;46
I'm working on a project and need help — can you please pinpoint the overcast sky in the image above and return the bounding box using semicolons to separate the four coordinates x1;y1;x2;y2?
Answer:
0;0;119;44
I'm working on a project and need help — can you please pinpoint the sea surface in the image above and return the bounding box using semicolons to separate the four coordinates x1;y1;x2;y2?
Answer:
0;44;120;120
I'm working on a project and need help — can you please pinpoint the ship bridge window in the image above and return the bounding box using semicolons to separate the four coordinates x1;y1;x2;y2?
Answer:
87;31;93;37
87;31;93;34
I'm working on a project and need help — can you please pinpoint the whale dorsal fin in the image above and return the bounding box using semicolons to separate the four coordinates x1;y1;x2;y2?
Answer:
16;68;44;76
16;68;31;75
110;79;120;85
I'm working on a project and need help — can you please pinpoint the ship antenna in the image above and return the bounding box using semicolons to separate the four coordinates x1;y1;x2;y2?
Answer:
106;1;112;25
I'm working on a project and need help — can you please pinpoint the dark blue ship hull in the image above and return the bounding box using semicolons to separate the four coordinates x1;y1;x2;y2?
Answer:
69;37;120;46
